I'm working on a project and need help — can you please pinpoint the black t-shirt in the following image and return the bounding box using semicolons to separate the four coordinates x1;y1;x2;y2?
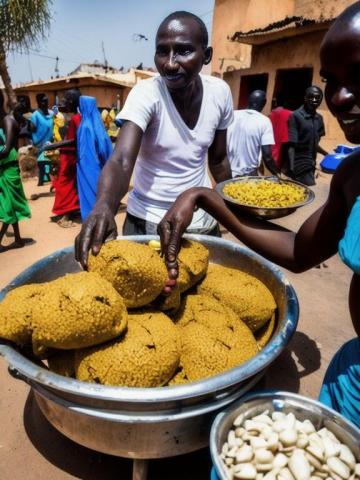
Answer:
288;106;325;175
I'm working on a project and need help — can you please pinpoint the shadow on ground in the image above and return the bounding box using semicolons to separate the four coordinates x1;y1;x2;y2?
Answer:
264;331;321;392
23;391;211;480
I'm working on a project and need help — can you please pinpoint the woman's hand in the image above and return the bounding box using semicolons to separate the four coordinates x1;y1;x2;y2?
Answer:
75;203;118;269
158;188;201;287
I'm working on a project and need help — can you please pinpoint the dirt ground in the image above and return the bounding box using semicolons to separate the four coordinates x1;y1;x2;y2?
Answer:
0;173;354;480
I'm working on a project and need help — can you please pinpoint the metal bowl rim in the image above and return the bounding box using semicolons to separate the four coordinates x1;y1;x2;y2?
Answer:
216;176;315;211
210;390;360;479
0;235;299;404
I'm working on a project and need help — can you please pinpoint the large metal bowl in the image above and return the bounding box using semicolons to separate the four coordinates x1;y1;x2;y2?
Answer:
211;391;360;480
0;235;298;460
216;176;315;219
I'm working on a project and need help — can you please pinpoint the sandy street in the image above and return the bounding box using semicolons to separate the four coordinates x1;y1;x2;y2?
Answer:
0;174;354;480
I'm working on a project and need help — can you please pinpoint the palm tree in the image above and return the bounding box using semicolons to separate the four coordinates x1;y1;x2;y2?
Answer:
0;0;52;109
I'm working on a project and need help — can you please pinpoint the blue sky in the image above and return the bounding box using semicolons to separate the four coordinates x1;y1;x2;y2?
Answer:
8;0;214;85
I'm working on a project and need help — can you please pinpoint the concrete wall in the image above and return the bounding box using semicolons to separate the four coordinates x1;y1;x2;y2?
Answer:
223;30;347;151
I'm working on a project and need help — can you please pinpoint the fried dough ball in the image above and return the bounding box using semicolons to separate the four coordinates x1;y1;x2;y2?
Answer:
0;284;45;345
88;240;168;308
174;294;258;382
198;264;276;332
31;272;127;350
47;351;75;377
75;311;180;387
255;313;276;349
176;240;209;293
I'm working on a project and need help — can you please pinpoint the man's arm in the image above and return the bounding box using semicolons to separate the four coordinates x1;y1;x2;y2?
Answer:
208;129;232;183
75;121;143;268
261;145;278;175
288;144;296;174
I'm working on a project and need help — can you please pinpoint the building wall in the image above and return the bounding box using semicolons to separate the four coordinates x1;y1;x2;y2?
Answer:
223;30;347;151
211;0;295;76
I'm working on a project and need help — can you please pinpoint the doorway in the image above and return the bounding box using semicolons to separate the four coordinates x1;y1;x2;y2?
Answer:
238;73;269;108
273;68;313;110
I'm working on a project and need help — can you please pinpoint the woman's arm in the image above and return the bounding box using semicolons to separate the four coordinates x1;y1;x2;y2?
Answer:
0;117;16;159
41;139;75;151
159;172;347;278
75;121;143;268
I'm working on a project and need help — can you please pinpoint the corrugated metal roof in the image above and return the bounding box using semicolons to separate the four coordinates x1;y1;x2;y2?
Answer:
231;15;333;44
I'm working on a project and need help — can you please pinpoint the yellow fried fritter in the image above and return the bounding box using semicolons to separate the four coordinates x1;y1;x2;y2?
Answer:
198;264;276;331
88;240;168;308
31;272;127;349
173;294;258;382
176;240;209;293
75;311;180;387
0;284;45;345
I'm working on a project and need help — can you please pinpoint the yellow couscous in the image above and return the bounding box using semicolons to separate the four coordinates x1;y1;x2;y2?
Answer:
223;180;307;208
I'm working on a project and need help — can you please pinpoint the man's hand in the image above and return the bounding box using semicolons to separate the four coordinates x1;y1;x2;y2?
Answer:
157;188;199;290
75;204;118;270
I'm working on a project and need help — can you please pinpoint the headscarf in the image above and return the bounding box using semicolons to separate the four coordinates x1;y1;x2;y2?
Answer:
77;96;113;221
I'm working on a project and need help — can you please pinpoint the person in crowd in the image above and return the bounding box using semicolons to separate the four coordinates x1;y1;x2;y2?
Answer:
288;86;328;185
43;90;81;227
75;10;233;266
269;95;292;172
30;93;54;186
52;105;65;142
0;97;32;252
77;96;113;221
227;90;278;177
156;1;360;428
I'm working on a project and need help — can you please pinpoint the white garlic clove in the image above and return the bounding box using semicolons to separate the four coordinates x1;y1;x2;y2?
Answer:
256;475;264;480
267;433;280;452
288;449;312;480
255;448;275;464
260;425;274;440
256;463;273;473
228;430;238;447
252;414;273;426
250;437;269;450
235;427;246;438
272;412;287;422
273;453;288;469
228;446;239;458
338;444;356;470
279;429;298;447
273;420;290;433
278;467;296;480
236;445;254;463
327;456;350;479
262;472;277;480
233;463;257;479
245;420;267;434
226;457;235;466
318;428;341;444
300;420;316;435
234;413;245;428
305;450;324;471
297;434;309;450
306;444;324;462
222;442;229;455
355;463;360;475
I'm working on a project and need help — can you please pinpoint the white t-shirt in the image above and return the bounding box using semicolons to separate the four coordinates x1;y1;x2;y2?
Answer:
226;109;275;177
117;74;233;231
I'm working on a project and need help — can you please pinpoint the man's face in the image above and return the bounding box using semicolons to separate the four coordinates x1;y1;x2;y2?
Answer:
304;89;323;113
320;20;360;143
154;17;211;91
39;96;49;111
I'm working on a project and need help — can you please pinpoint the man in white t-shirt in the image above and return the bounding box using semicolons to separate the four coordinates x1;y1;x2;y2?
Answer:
227;90;278;177
75;11;234;269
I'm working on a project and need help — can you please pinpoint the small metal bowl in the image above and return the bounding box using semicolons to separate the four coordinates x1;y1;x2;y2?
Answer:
210;391;360;480
216;177;315;220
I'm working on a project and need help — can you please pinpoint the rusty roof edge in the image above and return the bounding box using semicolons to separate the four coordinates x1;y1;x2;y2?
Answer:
230;15;332;42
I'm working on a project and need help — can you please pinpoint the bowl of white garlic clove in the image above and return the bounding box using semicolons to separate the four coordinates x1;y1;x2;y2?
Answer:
210;391;360;480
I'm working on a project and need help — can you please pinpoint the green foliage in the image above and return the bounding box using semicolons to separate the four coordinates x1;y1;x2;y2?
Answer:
0;0;52;52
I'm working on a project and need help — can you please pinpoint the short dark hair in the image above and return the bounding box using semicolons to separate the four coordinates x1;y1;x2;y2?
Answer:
305;85;323;97
158;11;209;48
64;88;81;103
36;93;47;105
